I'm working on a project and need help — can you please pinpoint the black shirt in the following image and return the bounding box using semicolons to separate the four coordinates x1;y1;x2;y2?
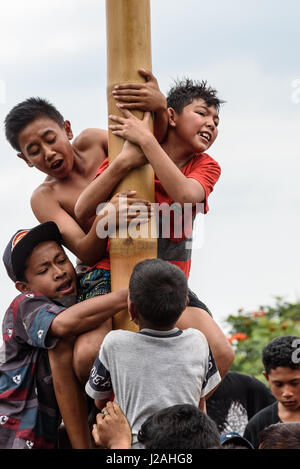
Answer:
243;402;280;448
206;371;275;435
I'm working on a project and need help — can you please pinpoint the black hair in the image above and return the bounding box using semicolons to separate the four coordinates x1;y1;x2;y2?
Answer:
137;404;221;449
167;78;225;114
17;269;28;283
262;336;300;374
5;97;65;152
221;438;253;449
129;258;188;328
219;443;250;449
259;423;300;449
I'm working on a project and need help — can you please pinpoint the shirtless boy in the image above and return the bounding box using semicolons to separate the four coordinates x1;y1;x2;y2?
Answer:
4;70;164;264
4;70;163;373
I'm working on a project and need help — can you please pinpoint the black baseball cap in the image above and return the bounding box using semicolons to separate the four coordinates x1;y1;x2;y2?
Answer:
3;221;63;282
220;432;254;449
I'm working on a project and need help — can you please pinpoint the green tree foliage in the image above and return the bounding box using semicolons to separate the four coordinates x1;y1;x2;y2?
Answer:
224;297;300;381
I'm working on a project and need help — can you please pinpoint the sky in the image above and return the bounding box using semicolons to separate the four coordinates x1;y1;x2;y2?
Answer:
0;0;300;341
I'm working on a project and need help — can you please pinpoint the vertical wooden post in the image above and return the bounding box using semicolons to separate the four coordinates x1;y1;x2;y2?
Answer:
106;0;157;331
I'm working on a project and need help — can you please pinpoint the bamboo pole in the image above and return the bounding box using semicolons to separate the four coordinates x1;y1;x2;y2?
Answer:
106;0;157;331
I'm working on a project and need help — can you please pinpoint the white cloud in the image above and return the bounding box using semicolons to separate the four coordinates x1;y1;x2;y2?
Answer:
1;0;300;342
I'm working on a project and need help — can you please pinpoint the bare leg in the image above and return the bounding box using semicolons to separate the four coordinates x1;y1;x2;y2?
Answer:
176;306;234;379
48;338;92;449
73;318;112;384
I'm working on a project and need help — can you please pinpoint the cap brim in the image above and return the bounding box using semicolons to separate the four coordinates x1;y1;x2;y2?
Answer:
220;433;254;449
11;221;63;281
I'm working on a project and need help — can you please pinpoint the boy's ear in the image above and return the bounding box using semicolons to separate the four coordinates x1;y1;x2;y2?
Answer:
17;152;34;168
262;371;268;381
63;120;73;140
15;281;30;294
167;107;177;128
128;297;138;323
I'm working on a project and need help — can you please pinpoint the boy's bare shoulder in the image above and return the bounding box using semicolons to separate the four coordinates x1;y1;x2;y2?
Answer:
30;180;58;209
30;181;76;228
72;128;108;154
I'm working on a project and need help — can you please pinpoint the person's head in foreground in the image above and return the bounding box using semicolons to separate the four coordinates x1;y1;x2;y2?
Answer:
220;432;254;449
259;422;300;449
262;336;300;413
128;258;188;330
3;221;77;299
137;404;221;449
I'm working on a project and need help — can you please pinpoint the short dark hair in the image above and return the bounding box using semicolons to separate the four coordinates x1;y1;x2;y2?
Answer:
5;97;65;152
129;258;188;327
259;423;300;449
138;404;221;449
167;78;225;114
262;336;300;375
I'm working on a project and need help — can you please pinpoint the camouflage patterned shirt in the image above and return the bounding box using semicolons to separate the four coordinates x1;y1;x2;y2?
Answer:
0;292;67;449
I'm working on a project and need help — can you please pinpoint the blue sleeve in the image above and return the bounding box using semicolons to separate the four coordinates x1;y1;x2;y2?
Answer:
85;351;113;401
15;293;66;349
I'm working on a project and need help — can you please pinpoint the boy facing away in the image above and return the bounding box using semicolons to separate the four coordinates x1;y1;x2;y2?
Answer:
243;335;300;448
0;221;128;449
85;258;222;448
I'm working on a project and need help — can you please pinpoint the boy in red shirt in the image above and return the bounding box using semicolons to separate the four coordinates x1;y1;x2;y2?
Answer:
75;78;234;378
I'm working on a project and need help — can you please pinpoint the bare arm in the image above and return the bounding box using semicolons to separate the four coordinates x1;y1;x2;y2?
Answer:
74;141;148;222
140;132;205;205
73;128;108;162
32;179;152;268
109;109;206;206
176;306;234;379
199;397;206;412
112;69;168;144
31;187;108;266
49;288;128;338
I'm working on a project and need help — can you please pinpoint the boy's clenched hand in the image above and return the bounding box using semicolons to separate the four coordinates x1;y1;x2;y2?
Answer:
109;108;152;147
112;69;167;112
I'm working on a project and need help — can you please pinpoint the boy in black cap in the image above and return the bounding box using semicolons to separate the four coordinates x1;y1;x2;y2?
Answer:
0;221;127;449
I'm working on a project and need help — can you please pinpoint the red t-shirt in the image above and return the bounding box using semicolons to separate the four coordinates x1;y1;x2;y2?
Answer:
94;153;221;278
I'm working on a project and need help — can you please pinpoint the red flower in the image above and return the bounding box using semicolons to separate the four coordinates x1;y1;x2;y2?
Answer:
253;311;265;318
231;332;247;341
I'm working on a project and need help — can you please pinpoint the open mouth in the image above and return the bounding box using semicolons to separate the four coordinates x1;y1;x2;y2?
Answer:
198;132;211;143
50;160;64;171
56;279;74;294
